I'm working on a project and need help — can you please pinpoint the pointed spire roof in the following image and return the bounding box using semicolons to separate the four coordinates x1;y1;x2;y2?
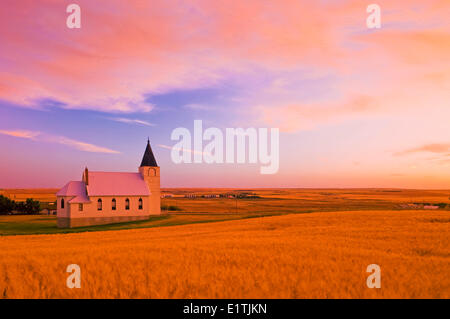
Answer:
140;139;158;167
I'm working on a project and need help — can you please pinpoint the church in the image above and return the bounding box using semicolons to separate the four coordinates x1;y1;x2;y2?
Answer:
56;140;161;228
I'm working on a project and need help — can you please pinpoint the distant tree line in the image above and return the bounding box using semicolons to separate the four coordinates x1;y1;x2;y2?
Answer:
0;195;41;215
161;204;182;211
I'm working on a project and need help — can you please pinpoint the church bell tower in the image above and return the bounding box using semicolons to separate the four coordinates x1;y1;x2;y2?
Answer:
139;139;161;215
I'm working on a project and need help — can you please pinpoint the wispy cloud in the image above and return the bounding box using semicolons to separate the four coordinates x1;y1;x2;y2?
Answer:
390;173;406;177
107;117;155;127
254;95;380;132
183;104;217;111
54;137;120;154
394;143;450;167
158;144;211;156
0;129;120;154
0;130;40;140
395;143;450;156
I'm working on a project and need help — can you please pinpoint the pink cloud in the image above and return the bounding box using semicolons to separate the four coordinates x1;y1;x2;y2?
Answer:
0;0;448;119
107;117;155;126
55;137;120;154
396;144;450;156
158;144;211;157
254;95;380;132
0;130;41;139
0;129;120;154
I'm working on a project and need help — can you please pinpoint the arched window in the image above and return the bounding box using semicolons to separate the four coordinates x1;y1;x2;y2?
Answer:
125;198;130;210
61;198;65;209
97;198;102;211
149;168;156;176
112;198;116;211
138;198;143;210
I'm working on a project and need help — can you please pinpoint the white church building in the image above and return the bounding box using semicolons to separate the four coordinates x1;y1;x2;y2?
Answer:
56;140;161;228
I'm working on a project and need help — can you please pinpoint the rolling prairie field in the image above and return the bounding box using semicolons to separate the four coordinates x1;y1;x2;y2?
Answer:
1;188;449;235
0;209;449;298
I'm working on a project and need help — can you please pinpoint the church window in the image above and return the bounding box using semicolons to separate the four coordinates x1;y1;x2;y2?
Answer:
125;198;130;210
97;198;102;211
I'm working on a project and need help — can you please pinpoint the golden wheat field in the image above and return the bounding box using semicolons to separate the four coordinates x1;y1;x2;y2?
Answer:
0;210;449;299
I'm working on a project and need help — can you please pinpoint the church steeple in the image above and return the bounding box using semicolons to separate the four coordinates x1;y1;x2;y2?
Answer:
140;139;158;167
139;138;161;215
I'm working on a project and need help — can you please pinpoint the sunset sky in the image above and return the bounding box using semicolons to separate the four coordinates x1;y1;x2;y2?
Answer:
0;0;449;188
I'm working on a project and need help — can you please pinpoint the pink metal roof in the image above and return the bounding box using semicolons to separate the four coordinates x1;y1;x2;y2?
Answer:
56;181;90;203
86;171;150;196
